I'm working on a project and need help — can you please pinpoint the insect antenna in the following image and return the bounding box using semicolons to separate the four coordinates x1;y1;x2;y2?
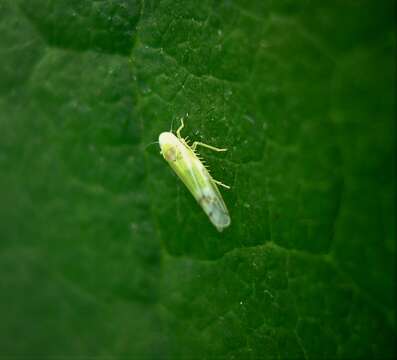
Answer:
144;140;159;150
170;117;174;132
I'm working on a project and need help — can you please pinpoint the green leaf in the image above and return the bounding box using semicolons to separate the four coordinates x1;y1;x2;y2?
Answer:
0;0;395;358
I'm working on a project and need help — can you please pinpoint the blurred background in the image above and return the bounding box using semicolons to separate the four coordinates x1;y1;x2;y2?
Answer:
0;0;395;358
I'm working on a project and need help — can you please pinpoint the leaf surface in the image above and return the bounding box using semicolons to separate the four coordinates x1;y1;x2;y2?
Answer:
0;0;395;358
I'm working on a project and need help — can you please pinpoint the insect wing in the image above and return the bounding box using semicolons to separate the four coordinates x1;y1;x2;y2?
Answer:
168;142;230;231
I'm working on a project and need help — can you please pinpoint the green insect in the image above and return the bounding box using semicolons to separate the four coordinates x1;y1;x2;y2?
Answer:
159;118;231;231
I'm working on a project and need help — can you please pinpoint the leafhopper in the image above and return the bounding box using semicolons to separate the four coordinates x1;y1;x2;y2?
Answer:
159;119;231;232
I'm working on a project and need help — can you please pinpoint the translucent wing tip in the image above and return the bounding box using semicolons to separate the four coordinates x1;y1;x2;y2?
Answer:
214;216;231;232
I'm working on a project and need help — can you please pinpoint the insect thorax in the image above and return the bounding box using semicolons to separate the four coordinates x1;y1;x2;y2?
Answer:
163;144;180;162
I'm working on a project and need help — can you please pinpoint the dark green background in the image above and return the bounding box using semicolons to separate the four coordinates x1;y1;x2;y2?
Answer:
0;0;395;358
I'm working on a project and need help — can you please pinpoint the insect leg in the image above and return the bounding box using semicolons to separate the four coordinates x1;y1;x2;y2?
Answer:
212;179;231;189
176;118;185;139
191;141;227;152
